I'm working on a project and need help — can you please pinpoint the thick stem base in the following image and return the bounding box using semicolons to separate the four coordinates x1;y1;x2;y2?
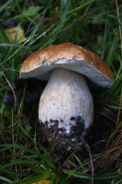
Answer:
39;68;94;151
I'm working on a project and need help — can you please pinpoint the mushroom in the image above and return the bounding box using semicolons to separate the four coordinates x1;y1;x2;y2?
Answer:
20;43;113;151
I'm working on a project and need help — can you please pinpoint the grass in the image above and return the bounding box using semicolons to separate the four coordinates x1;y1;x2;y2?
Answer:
0;0;122;183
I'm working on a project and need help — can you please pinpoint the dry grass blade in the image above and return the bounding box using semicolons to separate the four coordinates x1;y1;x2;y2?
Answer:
95;143;122;172
95;122;122;172
0;71;18;110
58;5;107;39
116;0;122;58
116;0;122;26
83;140;94;184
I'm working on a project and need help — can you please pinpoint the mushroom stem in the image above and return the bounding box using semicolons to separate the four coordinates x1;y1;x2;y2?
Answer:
39;68;94;137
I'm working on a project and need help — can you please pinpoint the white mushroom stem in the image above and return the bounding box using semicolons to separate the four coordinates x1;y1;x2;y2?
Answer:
39;68;94;135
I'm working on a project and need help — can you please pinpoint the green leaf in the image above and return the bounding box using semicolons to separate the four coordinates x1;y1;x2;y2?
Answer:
22;6;41;18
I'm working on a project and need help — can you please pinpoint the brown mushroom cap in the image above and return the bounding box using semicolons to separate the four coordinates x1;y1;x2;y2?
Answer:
20;43;113;88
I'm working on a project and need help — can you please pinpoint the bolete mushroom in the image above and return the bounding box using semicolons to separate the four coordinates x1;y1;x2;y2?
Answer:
20;43;113;151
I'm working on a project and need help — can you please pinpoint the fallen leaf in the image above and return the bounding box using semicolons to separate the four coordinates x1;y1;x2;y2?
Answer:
4;26;25;43
32;180;50;184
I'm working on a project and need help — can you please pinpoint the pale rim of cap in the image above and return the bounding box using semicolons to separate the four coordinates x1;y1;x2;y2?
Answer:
20;43;114;88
